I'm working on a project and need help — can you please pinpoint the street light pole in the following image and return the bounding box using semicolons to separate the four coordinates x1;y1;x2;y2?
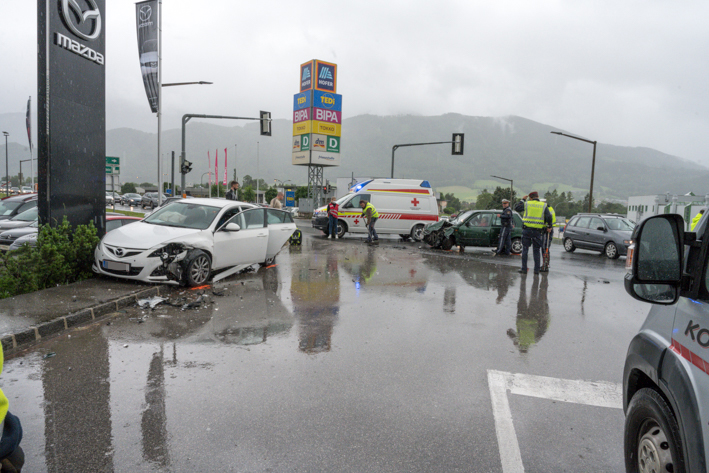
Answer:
550;131;597;213
201;172;213;198
491;175;514;201
2;132;8;197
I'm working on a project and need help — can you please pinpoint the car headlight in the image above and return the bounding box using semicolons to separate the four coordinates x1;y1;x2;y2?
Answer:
148;243;187;258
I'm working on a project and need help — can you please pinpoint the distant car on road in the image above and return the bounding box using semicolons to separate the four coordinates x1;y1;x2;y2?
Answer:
562;213;635;259
121;193;142;206
141;192;167;209
0;194;37;221
106;191;121;206
9;187;20;195
21;186;32;194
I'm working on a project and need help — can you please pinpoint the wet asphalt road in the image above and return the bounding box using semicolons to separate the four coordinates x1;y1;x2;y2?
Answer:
4;226;648;472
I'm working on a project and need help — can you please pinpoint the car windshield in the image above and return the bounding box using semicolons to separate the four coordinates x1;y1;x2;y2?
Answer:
0;201;23;216
12;207;38;222
143;202;221;230
605;217;635;231
450;210;475;225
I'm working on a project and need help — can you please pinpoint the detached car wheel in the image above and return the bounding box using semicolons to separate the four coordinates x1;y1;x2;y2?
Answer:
624;388;685;473
564;238;576;252
184;250;211;287
511;238;523;255
411;224;425;242
605;241;620;259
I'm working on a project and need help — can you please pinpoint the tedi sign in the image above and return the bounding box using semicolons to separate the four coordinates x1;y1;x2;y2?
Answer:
38;0;107;234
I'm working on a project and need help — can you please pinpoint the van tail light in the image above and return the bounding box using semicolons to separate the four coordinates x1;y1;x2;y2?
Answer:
625;244;635;272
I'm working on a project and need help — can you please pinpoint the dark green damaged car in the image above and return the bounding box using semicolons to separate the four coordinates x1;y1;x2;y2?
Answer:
422;209;524;253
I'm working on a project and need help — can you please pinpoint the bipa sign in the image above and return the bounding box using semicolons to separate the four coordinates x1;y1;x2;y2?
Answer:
293;108;310;123
313;108;341;124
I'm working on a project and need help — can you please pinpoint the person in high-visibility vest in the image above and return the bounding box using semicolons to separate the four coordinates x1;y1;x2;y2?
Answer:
691;209;705;231
0;345;24;472
359;199;379;245
514;191;553;275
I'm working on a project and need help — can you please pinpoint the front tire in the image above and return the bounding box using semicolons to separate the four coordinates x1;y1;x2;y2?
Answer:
564;238;576;252
410;224;425;242
605;241;620;259
184;250;211;287
441;236;454;251
336;220;347;238
624;388;685;473
511;238;523;255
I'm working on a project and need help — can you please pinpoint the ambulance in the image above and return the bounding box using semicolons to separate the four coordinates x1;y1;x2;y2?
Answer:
312;179;439;241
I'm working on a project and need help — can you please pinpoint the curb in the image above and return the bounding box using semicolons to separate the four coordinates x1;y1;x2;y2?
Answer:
1;285;168;355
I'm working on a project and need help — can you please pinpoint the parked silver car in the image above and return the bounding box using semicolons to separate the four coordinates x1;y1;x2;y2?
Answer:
562;213;635;259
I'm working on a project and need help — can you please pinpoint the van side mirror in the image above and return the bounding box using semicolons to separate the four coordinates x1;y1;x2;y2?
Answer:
624;214;684;305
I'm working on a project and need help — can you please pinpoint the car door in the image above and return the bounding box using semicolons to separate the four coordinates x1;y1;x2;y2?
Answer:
585;217;606;250
340;193;370;233
212;208;268;269
266;209;296;259
569;216;592;248
488;214;502;247
459;213;488;246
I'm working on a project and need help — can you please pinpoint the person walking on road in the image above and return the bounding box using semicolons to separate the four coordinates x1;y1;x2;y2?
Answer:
691;209;705;231
359;199;379;244
514;191;553;275
493;199;513;256
225;181;239;201
270;192;284;209
540;202;556;272
327;197;339;239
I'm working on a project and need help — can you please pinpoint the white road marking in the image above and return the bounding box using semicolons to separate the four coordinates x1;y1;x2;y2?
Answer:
487;370;623;473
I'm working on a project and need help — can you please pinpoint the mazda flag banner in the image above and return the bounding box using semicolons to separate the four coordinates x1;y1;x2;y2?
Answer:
208;151;212;188
224;148;227;185
136;1;159;113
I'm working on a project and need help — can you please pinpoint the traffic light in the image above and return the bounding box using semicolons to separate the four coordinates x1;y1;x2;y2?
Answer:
260;111;271;136
452;133;464;155
322;185;328;194
181;159;193;174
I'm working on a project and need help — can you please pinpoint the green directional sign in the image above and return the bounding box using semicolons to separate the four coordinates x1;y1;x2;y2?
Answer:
105;165;113;174
106;156;120;165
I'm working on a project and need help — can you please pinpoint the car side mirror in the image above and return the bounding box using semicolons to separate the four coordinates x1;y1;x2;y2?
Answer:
223;223;241;232
597;226;606;232
624;214;684;305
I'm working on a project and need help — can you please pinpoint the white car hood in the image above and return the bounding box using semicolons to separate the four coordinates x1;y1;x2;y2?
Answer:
101;221;203;250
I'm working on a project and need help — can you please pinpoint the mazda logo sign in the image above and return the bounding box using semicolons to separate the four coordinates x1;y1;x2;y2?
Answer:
61;0;102;41
139;5;152;22
115;248;125;257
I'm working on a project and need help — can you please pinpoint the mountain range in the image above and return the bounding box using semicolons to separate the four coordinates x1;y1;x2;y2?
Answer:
1;112;706;202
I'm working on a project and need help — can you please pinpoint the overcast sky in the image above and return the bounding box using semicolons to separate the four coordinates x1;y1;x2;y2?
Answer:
2;0;708;165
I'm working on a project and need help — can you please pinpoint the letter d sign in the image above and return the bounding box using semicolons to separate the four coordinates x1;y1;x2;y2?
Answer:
327;136;340;153
301;134;310;151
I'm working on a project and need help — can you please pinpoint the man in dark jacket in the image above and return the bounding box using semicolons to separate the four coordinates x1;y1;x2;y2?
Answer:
225;181;239;201
514;191;553;275
494;199;513;256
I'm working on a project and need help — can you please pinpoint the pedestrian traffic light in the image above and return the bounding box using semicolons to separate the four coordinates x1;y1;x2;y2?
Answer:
181;159;193;174
260;111;271;136
452;133;464;155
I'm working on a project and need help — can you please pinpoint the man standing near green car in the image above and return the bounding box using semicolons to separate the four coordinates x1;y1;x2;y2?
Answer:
494;199;513;256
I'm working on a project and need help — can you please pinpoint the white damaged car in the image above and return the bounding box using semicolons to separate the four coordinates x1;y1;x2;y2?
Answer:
93;199;296;286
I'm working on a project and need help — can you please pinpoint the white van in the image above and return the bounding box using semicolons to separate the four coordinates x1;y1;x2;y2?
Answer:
312;179;439;241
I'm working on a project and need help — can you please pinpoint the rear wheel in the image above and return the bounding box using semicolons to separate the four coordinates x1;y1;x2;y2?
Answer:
411;224;425;242
564;238;576;252
399;234;411;241
624;388;685;473
184;250;211;287
605;241;620;259
511;238;523;255
441;236;453;251
260;256;276;267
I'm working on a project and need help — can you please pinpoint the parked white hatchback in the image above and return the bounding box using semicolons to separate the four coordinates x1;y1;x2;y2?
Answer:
93;199;296;286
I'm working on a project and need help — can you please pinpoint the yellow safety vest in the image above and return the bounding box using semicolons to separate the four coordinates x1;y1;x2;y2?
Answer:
522;200;547;229
549;206;556;227
691;212;703;231
362;202;379;219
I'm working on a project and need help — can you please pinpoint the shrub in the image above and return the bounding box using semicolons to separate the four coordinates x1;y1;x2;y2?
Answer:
0;217;99;299
443;207;456;215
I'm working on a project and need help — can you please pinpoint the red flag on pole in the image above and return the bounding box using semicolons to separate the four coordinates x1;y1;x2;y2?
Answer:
224;148;228;185
208;151;211;188
214;149;218;187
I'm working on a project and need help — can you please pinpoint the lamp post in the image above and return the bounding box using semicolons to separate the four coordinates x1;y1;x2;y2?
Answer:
2;132;8;197
491;175;514;201
274;179;291;194
201;172;213;198
550;131;597;213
